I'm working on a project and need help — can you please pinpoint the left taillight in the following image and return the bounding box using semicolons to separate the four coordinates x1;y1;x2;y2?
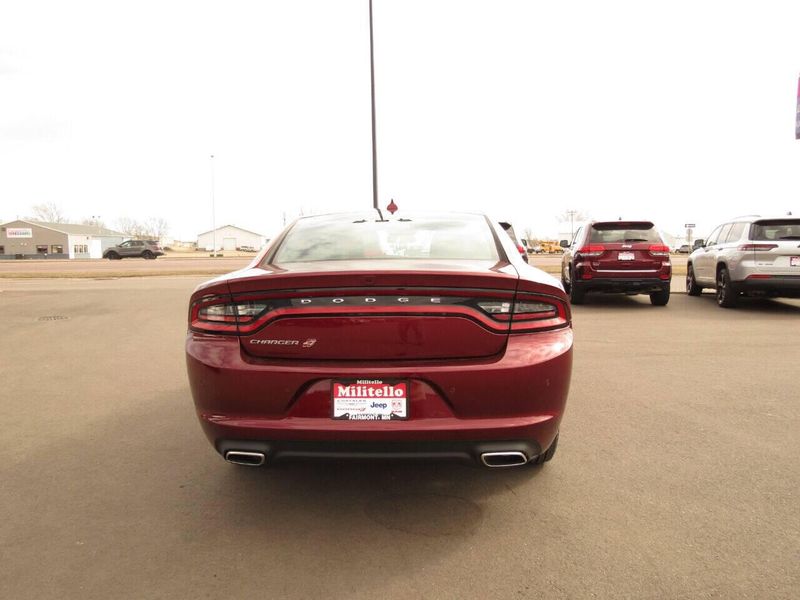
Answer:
189;295;269;334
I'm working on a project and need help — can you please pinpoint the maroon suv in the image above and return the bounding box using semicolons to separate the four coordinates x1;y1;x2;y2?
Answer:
560;220;672;305
186;211;573;468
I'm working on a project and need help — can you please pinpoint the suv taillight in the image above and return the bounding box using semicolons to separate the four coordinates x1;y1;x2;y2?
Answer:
648;244;670;257
737;243;778;251
576;244;605;258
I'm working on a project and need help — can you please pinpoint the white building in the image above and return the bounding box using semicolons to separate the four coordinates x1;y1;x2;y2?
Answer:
197;225;267;252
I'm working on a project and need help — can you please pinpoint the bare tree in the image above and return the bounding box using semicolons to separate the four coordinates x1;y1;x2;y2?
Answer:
114;216;170;240
142;217;169;240
29;202;67;223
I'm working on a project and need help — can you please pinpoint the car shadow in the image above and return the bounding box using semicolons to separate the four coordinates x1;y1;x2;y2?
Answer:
690;291;800;314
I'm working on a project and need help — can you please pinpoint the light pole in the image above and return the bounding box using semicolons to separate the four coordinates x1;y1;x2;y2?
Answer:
210;155;217;256
369;0;378;210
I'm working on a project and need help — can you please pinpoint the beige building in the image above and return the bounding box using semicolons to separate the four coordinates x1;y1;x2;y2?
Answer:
0;220;126;259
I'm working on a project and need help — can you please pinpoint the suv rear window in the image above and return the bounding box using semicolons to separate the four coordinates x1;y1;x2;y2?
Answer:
750;219;800;241
272;214;500;263
589;222;661;244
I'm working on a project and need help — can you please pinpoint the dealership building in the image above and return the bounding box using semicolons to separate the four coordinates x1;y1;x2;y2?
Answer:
197;225;268;252
0;220;126;259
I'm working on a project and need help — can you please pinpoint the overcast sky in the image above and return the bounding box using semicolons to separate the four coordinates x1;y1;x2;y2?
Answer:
1;0;799;241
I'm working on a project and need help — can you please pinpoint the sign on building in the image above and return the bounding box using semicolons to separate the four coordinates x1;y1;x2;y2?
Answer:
6;228;33;238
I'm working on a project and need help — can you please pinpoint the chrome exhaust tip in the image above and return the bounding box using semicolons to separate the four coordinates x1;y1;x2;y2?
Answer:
480;451;529;468
224;450;266;467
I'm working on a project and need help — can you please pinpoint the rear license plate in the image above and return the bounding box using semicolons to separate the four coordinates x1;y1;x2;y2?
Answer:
332;379;409;420
618;252;635;261
791;257;799;267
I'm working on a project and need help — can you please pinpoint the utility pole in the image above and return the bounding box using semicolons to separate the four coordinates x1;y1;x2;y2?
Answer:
566;209;578;240
369;0;379;209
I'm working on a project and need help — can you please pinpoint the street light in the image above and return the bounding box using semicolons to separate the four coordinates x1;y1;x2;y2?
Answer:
210;155;217;256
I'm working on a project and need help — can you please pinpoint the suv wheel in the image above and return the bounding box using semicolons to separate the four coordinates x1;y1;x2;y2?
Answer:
568;269;585;305
142;250;155;260
561;265;571;293
650;286;670;306
686;264;702;296
716;266;738;308
106;251;120;260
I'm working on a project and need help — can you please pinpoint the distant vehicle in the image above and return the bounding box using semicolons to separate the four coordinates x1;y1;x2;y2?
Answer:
560;220;672;305
186;211;571;468
237;245;258;252
540;241;563;254
686;216;800;307
676;244;691;254
498;221;529;263
103;239;164;260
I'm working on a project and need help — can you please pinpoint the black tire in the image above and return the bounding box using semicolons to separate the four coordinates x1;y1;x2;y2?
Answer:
650;286;670;306
686;264;702;296
106;251;120;260
561;265;571;294
716;266;738;308
532;435;558;465
142;250;154;260
568;267;585;304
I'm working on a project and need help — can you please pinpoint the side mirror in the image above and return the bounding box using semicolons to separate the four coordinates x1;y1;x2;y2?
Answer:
693;239;705;249
559;240;570;248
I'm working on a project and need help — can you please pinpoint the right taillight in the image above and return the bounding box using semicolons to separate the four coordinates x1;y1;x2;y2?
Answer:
648;244;670;257
738;243;778;251
476;293;569;333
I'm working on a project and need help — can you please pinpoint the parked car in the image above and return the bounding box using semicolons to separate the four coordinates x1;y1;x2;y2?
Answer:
676;244;691;254
103;239;164;260
186;211;572;468
686;216;800;307
560;220;672;305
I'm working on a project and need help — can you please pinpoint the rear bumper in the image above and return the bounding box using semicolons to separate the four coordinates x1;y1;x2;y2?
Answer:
186;329;572;459
217;439;543;465
575;277;669;294
738;276;800;297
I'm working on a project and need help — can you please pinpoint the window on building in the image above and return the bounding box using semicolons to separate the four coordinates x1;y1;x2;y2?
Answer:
0;245;5;254
73;244;88;254
36;245;48;254
51;245;63;254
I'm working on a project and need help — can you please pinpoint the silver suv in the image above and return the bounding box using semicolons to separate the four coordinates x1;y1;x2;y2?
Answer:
686;216;800;307
103;239;164;260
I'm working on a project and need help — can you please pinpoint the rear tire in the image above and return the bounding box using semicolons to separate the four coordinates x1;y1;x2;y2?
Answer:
142;250;154;260
568;269;585;304
716;266;738;308
686;264;702;296
106;251;120;260
650;286;670;306
532;435;558;465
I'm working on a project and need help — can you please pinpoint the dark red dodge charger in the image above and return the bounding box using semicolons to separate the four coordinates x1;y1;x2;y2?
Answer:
186;211;572;468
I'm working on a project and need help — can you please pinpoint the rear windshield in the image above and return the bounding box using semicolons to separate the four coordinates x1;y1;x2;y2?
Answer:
271;214;500;263
750;219;800;241
589;222;661;244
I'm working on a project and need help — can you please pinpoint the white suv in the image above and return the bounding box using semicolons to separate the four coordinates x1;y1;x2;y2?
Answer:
686;216;800;307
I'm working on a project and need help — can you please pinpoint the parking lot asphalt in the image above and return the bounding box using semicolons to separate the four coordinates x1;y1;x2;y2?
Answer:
1;277;797;599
